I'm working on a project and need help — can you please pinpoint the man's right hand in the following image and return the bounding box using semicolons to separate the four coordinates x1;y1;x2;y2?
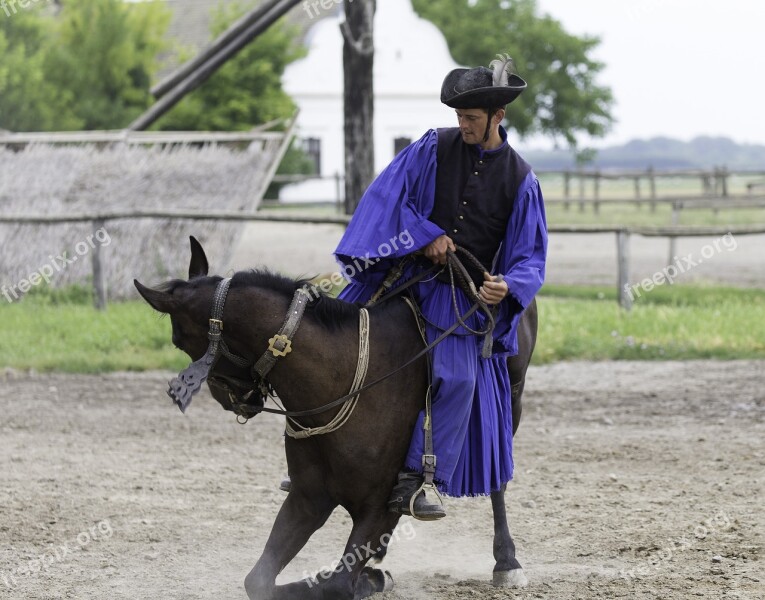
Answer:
424;234;456;265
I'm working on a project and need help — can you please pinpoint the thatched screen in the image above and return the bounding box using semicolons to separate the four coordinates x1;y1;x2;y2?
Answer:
0;131;287;301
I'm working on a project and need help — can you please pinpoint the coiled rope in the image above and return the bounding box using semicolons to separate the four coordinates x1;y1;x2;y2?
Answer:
285;308;370;438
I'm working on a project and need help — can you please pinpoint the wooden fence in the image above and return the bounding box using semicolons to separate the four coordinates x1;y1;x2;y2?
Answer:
2;211;763;311
265;168;765;209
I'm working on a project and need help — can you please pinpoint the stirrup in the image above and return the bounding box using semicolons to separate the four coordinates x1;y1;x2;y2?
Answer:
409;480;445;521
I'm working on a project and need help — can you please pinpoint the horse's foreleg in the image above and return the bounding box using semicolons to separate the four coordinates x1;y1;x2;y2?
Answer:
244;491;335;600
313;511;399;600
491;484;528;588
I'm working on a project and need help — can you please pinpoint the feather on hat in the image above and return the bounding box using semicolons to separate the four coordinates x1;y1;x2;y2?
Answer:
440;53;527;109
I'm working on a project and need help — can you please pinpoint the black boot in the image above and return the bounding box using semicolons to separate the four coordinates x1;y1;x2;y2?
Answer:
387;471;445;520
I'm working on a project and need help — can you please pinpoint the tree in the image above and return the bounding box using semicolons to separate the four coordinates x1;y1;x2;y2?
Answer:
156;3;306;131
342;0;376;214
411;0;614;147
42;0;171;130
0;9;79;131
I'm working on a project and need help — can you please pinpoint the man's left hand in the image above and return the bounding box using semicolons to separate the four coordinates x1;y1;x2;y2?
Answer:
479;272;508;305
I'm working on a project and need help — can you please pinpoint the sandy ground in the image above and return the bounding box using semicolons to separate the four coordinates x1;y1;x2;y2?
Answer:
1;361;762;600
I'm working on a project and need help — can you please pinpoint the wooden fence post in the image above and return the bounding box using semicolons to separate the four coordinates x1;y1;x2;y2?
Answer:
668;202;680;266
334;171;343;213
617;230;632;310
91;219;107;311
593;171;601;215
563;171;571;211
648;166;657;212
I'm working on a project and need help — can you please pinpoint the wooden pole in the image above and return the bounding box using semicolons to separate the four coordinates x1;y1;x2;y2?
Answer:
128;0;302;131
563;171;571;211
721;166;729;197
668;202;680;266
342;0;376;215
617;230;632;310
151;0;284;99
593;170;601;214
91;219;107;310
335;171;343;213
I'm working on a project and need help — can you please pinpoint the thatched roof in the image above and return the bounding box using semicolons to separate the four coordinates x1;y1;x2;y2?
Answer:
0;129;290;300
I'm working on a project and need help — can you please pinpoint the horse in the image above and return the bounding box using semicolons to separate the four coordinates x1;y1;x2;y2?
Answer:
134;237;537;600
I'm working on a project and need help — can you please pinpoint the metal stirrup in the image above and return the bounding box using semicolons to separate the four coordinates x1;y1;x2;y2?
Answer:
409;385;443;519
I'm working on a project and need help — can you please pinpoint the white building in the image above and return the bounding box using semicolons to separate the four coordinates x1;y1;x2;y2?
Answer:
280;0;461;202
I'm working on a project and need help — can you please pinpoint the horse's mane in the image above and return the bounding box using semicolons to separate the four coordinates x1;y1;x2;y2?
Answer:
231;269;361;332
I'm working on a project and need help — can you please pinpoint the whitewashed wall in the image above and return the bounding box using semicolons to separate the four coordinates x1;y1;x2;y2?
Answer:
280;0;461;202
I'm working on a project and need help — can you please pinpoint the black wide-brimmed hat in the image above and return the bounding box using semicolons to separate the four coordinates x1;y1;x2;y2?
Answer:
441;54;527;109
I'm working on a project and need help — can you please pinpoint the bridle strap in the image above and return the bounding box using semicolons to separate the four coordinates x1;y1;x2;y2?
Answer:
253;286;312;380
167;277;232;412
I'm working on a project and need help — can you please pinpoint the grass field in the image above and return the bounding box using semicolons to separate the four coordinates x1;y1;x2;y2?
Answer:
1;283;763;373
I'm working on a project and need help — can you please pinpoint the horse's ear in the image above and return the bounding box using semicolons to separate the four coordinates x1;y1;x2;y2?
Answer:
188;236;209;279
134;280;178;314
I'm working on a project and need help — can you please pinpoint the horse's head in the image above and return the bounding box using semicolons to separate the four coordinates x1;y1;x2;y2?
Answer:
134;237;263;417
134;236;214;361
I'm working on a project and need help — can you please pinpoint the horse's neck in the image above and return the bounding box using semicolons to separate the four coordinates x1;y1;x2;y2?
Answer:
264;301;367;415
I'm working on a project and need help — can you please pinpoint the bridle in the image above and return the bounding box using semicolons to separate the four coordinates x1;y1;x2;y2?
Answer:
167;247;498;424
167;277;312;421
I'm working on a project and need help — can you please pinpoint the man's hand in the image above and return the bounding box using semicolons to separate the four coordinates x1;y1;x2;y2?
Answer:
479;271;508;305
424;234;456;265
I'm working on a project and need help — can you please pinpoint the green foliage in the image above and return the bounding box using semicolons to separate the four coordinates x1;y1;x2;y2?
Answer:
44;0;171;130
411;0;614;146
265;139;317;199
0;0;170;131
0;8;79;131
157;3;306;131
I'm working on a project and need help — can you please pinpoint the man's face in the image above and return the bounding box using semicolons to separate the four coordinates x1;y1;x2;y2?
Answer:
455;108;489;144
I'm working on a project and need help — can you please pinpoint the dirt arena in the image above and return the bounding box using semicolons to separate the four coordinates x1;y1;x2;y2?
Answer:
1;360;762;600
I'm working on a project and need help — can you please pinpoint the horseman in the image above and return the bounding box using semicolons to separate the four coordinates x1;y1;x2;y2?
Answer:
334;54;549;519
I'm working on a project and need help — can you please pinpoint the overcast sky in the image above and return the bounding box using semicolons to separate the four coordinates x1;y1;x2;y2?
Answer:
529;0;764;148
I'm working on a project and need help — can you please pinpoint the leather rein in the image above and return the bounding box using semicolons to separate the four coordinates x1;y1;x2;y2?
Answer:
166;248;497;423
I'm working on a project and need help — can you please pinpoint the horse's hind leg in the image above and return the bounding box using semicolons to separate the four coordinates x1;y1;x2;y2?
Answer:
244;490;335;600
491;484;528;588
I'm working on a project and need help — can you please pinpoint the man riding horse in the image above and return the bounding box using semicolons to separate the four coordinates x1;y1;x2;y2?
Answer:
333;54;548;519
136;53;548;598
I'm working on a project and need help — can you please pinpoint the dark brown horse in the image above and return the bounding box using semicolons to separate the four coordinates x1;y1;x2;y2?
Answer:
135;238;537;600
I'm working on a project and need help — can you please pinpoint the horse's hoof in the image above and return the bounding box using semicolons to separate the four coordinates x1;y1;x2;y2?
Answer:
354;568;394;599
493;568;528;588
382;570;394;592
